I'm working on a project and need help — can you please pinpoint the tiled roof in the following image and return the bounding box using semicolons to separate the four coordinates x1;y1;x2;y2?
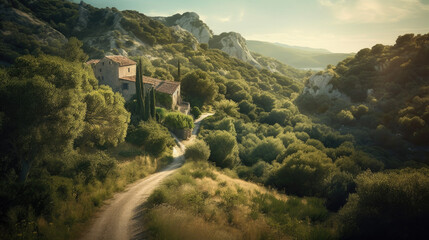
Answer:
119;75;136;82
86;59;100;65
143;76;180;95
105;55;136;66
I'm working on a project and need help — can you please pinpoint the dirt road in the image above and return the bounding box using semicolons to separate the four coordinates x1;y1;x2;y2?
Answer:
79;113;212;240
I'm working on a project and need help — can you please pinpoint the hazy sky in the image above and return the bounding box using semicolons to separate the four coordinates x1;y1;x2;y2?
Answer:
74;0;429;53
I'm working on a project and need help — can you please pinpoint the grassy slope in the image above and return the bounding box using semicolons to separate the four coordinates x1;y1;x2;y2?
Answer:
143;161;336;240
247;40;353;69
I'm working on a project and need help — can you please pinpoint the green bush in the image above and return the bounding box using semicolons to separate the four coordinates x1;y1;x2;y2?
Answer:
268;151;336;196
190;106;202;119
185;139;210;162
204;130;240;168
339;169;429;239
164;112;194;130
323;171;356;211
126;121;174;157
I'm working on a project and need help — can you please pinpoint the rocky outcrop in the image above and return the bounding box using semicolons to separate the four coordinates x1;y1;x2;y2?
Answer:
0;7;67;46
209;32;261;68
170;25;199;50
303;72;349;101
74;1;90;32
154;12;213;44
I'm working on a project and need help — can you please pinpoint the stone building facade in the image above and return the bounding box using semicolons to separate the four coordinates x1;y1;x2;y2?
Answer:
86;56;189;114
87;56;137;101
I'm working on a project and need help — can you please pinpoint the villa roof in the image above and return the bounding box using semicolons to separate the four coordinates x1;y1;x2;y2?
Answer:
143;76;180;95
105;55;136;66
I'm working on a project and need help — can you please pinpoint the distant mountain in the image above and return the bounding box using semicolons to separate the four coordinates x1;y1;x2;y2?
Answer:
247;40;354;69
273;42;330;54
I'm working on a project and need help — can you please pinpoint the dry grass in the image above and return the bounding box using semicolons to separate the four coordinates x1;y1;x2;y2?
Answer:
143;162;294;240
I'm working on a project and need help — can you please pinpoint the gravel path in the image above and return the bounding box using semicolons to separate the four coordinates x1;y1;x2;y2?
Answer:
79;113;212;240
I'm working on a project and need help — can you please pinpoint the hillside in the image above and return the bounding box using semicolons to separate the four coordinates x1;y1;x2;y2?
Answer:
297;33;429;162
247;40;354;69
0;1;428;240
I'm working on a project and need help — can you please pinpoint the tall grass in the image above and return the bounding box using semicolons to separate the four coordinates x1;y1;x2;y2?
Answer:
143;161;337;240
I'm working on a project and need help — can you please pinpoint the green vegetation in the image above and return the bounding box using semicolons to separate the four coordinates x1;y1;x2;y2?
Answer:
0;41;173;239
126;121;175;157
164;112;195;130
1;1;428;239
143;162;336;240
339;169;429;239
184;139;211;162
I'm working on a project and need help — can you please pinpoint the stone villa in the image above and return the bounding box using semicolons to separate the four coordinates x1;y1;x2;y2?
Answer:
86;56;189;114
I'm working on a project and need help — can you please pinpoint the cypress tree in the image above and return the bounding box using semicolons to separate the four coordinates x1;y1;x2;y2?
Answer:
177;59;181;82
135;58;146;121
150;87;156;120
144;89;151;120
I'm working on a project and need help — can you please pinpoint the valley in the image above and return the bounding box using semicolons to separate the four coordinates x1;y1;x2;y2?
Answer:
0;1;428;240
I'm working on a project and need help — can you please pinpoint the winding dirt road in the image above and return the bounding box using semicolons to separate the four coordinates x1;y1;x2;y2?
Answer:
79;113;212;240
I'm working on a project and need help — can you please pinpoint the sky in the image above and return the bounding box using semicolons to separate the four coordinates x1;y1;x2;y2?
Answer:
73;0;429;53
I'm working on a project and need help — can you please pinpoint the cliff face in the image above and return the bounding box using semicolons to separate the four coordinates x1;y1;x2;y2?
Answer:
209;32;261;68
154;12;213;44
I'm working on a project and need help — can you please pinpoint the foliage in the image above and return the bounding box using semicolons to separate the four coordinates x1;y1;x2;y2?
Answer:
339;169;429;239
214;100;240;118
126;121;174;157
181;70;218;106
0;54;129;182
190;106;202;119
63;37;88;62
253;93;276;112
185;139;210;162
143;161;335;240
77;86;130;148
164;112;194;130
323;171;356;211
204;130;239;168
268;150;336;196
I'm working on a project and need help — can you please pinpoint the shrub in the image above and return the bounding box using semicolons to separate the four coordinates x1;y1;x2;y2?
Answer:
204;130;239;168
164;112;194;130
126;121;175;157
339;169;429;239
185;139;210;162
323;171;356;211
190;106;202;119
250;137;285;163
337;110;354;124
268;151;336;196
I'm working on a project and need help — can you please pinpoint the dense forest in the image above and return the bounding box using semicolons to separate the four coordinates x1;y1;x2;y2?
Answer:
0;0;428;239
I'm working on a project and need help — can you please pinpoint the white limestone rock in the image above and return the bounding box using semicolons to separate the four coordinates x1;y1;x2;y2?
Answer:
175;12;212;44
209;32;261;68
303;72;350;101
154;12;213;44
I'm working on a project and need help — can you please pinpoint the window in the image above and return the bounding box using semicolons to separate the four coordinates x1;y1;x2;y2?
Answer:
122;83;129;90
128;68;130;72
99;68;102;72
102;62;104;66
102;76;104;81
